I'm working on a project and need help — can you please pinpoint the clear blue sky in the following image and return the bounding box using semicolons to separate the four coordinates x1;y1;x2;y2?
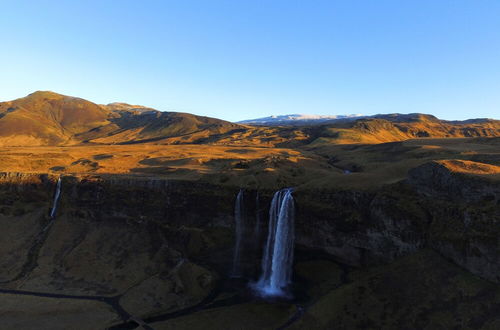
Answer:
1;1;499;121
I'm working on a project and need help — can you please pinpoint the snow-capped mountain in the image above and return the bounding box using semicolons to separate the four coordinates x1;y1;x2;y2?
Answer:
238;114;364;126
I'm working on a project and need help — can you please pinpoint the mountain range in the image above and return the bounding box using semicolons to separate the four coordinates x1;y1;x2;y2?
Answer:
0;91;499;146
239;112;498;126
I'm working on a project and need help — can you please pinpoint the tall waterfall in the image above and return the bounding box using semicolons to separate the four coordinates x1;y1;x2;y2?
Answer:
231;189;244;277
50;177;62;219
255;188;295;297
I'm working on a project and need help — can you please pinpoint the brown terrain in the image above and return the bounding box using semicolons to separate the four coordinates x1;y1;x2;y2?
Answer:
1;91;499;148
0;91;499;189
0;91;498;329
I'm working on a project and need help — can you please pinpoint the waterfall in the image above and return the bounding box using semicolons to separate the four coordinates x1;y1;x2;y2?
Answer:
255;187;295;297
49;177;62;219
231;189;244;277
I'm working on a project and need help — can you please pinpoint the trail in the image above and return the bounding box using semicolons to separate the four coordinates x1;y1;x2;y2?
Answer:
0;287;151;329
108;277;261;329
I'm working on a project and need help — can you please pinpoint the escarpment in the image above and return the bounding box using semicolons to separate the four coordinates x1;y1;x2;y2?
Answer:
0;158;497;328
0;175;228;322
0;164;497;289
408;161;500;283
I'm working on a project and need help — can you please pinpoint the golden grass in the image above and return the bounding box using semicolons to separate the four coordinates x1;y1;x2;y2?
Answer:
0;144;304;176
0;137;497;190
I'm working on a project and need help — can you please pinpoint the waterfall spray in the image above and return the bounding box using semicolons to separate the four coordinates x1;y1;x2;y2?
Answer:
255;188;295;297
50;177;62;219
231;189;244;277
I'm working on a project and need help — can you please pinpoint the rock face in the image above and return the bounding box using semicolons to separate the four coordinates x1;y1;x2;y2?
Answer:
408;161;500;283
292;163;498;284
0;174;231;321
0;162;497;325
0;166;497;285
294;186;428;268
292;160;499;284
407;160;500;201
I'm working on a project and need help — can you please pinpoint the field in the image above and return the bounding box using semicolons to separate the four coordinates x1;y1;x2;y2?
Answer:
0;137;498;190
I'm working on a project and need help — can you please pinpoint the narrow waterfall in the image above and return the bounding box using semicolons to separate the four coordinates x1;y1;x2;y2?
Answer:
49;177;62;219
255;187;295;297
231;189;244;277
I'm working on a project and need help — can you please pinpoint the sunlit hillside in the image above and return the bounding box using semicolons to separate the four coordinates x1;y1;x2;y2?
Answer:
0;92;499;148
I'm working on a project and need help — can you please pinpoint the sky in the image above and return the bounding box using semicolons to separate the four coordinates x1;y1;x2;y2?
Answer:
0;0;499;122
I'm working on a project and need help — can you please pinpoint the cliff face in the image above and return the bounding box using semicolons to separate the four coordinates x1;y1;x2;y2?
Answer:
0;167;497;283
294;161;499;284
0;165;497;325
294;187;428;268
407;161;500;283
0;174;233;319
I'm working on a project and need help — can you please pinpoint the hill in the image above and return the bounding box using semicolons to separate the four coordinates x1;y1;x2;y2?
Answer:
0;92;498;147
302;115;500;146
0;91;241;146
0;91;109;145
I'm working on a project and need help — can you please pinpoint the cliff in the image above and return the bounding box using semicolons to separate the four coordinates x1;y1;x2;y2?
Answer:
0;161;497;327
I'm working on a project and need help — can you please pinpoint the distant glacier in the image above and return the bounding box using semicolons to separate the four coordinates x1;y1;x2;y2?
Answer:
238;113;364;126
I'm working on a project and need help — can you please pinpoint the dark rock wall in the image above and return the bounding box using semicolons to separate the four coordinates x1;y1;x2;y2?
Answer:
0;167;497;293
408;162;500;283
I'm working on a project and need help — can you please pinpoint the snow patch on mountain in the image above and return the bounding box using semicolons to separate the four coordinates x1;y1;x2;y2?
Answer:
238;114;364;125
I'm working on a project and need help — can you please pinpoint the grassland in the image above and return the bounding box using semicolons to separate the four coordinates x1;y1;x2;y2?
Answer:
0;137;497;191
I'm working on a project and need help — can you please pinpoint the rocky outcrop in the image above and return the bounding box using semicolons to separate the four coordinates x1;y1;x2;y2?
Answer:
407;160;500;202
408;161;500;283
291;160;499;284
293;186;428;268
